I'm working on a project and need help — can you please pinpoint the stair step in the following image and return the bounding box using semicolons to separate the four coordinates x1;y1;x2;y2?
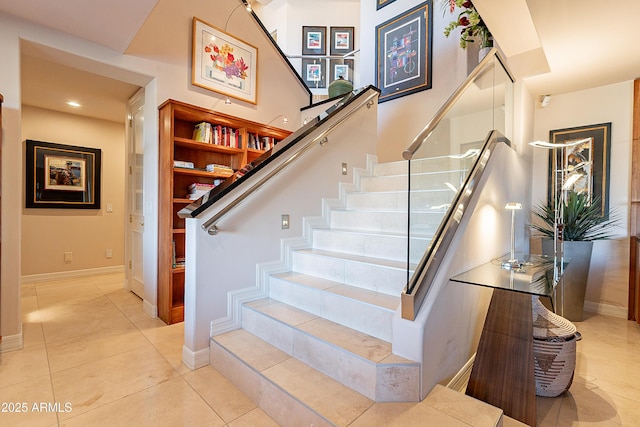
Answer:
239;299;420;401
290;248;408;296
329;209;444;234
311;227;429;263
267;272;398;341
211;328;374;426
345;189;454;211
360;170;468;192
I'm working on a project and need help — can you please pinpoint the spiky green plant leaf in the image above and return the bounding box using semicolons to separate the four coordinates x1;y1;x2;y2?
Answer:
530;192;620;241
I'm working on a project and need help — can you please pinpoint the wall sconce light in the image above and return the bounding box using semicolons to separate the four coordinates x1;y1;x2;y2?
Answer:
540;94;551;107
502;202;523;269
267;114;288;125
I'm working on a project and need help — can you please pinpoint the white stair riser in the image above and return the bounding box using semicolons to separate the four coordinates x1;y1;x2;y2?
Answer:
345;191;454;211
360;171;467;192
374;157;470;176
240;304;419;401
329;210;442;235
267;276;395;341
291;251;406;295
210;340;332;427
311;229;429;263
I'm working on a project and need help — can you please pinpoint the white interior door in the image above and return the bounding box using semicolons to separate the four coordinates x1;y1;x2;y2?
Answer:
127;91;145;298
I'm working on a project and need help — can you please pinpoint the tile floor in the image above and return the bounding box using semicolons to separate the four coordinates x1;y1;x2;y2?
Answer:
0;273;638;426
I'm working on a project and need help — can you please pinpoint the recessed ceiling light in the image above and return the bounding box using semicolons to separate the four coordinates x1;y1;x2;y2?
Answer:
67;101;81;107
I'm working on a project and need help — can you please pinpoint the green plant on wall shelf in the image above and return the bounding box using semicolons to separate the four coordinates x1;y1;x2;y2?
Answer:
442;0;492;49
530;191;620;241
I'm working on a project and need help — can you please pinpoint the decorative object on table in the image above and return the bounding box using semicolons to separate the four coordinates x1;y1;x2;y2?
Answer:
375;1;433;102
329;59;354;84
532;296;581;397
443;0;492;51
547;123;612;219
502;202;523;269
302;26;326;55
301;58;326;89
192;17;258;104
329;26;354;56
531;192;620;321
376;0;397;10
25;140;101;209
328;76;354;98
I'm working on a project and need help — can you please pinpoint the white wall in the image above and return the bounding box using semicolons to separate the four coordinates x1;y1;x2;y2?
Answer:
254;0;361;97
21;106;126;277
0;2;310;345
531;81;633;316
184;95;379;364
360;0;469;162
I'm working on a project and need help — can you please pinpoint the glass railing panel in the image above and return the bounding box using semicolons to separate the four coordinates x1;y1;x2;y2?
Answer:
403;50;514;318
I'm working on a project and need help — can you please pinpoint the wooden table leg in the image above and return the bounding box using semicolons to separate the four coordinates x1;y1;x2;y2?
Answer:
466;289;536;426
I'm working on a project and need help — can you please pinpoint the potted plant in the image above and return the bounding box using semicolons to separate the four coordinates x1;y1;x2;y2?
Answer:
530;191;620;321
443;0;493;58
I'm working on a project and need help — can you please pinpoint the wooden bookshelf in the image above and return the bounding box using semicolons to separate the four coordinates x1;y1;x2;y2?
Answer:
157;99;291;324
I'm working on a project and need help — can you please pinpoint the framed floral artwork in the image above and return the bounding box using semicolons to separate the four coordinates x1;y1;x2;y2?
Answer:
302;26;326;55
25;140;101;209
375;1;433;102
192;17;258;104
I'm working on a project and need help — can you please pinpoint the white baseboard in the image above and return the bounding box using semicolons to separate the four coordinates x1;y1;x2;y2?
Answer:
182;345;209;370
143;300;158;318
21;266;125;284
584;301;627;319
446;354;475;393
0;332;23;353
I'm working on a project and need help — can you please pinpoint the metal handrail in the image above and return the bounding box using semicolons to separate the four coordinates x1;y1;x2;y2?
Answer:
200;87;379;235
402;48;515;161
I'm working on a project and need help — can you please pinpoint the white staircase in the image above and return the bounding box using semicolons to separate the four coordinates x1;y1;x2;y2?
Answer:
209;156;494;426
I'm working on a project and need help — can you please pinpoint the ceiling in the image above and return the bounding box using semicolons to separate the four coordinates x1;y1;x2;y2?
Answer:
2;0;639;122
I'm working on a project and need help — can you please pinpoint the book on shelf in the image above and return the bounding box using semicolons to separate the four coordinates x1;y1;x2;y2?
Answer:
193;122;212;143
205;163;234;175
174;160;195;169
187;180;223;200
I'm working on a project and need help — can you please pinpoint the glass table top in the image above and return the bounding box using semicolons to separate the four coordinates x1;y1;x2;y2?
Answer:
450;253;569;297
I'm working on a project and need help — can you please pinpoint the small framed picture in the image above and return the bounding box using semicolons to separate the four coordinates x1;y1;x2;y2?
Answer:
377;0;397;10
301;58;326;88
302;26;326;55
26;139;101;209
330;27;354;56
329;59;354;83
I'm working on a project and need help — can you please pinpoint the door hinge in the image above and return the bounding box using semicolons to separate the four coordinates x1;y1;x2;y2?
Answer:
129;118;133;127
129;165;132;175
129;214;133;223
129;260;132;269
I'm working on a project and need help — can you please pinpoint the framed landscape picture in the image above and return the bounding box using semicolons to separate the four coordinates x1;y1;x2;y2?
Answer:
192;17;258;104
301;58;326;88
26;140;101;209
548;122;612;218
329;59;354;83
375;1;433;102
302;26;326;55
330;26;354;56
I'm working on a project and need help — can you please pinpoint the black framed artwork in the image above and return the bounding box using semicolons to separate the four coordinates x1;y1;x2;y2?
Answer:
25;139;101;209
302;26;326;56
375;1;433;102
377;0;397;10
301;58;327;88
329;59;354;83
548;122;612;218
329;26;354;56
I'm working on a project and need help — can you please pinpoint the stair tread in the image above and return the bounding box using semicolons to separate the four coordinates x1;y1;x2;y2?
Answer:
246;298;416;364
272;271;401;310
315;227;432;240
213;329;374;425
295;248;408;270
